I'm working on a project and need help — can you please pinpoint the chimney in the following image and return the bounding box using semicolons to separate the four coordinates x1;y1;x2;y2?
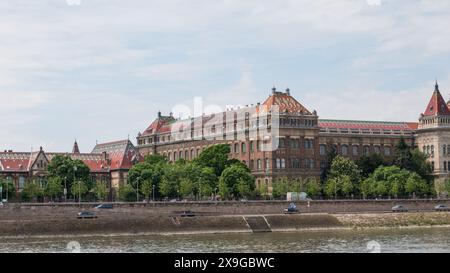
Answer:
286;87;290;96
158;111;162;118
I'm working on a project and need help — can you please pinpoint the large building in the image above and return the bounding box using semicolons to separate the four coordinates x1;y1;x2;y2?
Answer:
137;83;448;193
0;140;142;198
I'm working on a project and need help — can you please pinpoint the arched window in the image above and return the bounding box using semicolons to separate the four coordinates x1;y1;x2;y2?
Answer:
241;143;246;153
250;160;254;170
341;145;348;155
363;146;370;156
384;147;391;156
191;149;195;159
447;145;450;155
265;158;270;170
427;145;430;155
352;145;359;156
168;152;172;161
185;150;188;160
179;151;183;159
257;159;262;170
374;146;380;154
431;145;435;157
234;143;239;153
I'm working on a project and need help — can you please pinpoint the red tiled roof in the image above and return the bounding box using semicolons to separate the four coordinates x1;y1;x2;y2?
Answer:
142;116;175;136
319;119;416;131
0;153;30;172
423;83;450;116
92;140;143;170
262;91;312;114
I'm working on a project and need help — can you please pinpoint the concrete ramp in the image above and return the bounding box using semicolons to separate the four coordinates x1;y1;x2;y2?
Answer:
243;216;272;233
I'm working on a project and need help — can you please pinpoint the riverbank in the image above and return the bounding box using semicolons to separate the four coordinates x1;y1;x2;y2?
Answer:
1;209;450;237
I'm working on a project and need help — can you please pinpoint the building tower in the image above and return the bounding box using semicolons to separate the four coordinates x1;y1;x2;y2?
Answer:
417;81;450;194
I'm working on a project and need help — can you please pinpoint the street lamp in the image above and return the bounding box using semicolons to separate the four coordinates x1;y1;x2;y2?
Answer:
64;177;67;203
73;166;80;207
136;177;140;202
152;184;155;202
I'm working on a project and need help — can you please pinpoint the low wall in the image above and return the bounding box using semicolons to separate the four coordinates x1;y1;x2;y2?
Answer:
1;199;449;220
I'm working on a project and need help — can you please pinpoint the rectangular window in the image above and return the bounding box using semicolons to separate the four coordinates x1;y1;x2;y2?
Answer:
265;158;270;170
445;161;447;172
276;158;281;169
281;158;285;169
341;145;348;155
320;145;326;155
384;146;391;156
352;145;358;156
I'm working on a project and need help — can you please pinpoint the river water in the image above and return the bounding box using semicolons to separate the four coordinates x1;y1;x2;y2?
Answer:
1;227;449;253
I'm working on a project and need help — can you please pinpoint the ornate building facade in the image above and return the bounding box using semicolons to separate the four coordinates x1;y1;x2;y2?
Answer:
0;140;142;197
136;85;436;194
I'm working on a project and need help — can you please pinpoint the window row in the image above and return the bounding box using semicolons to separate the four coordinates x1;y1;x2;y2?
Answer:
319;144;391;157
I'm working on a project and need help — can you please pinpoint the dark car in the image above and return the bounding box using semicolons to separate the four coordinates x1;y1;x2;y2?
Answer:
77;211;98;219
434;204;449;211
180;210;196;217
392;205;408;212
283;203;299;214
95;204;113;209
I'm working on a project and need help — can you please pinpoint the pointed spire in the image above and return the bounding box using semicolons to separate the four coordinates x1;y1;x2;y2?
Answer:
157;111;162;118
423;81;450;116
435;79;439;92
72;140;80;154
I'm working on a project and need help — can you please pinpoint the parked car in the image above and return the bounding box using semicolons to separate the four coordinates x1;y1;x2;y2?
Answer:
392;205;408;212
283;203;299;214
77;211;98;219
434;204;449;211
180;210;196;217
95;204;113;209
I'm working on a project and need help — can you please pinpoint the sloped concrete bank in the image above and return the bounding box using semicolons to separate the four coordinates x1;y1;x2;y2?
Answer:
1;212;450;237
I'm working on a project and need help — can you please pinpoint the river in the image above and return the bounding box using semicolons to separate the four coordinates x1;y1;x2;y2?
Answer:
1;227;450;253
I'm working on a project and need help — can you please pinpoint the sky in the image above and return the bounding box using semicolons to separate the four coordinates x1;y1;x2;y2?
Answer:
2;0;450;152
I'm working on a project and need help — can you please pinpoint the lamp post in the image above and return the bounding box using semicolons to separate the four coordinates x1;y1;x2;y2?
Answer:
136;177;140;202
152;184;155;202
64;177;67;203
73;166;79;207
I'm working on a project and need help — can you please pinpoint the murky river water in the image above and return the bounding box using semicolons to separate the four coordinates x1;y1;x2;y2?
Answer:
1;227;450;253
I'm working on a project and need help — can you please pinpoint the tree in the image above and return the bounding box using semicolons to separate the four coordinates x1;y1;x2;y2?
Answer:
304;177;321;198
325;156;361;198
93;183;108;201
118;184;135;202
140;179;154;201
47;155;91;192
394;137;412;170
143;154;167;165
272;177;290;199
258;182;269;200
0;177;15;200
219;164;255;199
179;178;194;198
22;181;44;202
356;153;388;178
321;144;337;181
71;180;88;201
405;172;429;197
193;144;231;177
45;177;63;201
445;179;450;196
218;179;230;200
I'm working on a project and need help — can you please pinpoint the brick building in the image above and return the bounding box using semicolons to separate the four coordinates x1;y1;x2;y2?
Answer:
136;86;430;193
0;140;142;198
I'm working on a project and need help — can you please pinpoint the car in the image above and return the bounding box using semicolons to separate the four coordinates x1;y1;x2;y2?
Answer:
95;204;113;209
283;203;299;214
434;204;449;211
77;211;98;219
170;199;177;203
392;205;408;212
180;210;196;217
0;202;3;207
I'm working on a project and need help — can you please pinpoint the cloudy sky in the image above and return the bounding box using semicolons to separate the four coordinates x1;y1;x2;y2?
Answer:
2;0;450;152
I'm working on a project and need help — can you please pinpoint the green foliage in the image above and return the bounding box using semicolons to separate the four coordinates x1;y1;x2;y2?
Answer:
71;180;88;200
325;156;361;198
304;177;322;198
47;155;91;192
179;178;194;198
361;165;432;199
272;177;291;199
445;179;450;196
21;181;44;202
93;183;108;201
0;177;15;200
193;144;231;177
143;154;167;165
219;164;255;199
321;145;337;181
118;184;136;202
356;153;388;178
258;182;269;200
393;139;432;181
45;177;62;201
